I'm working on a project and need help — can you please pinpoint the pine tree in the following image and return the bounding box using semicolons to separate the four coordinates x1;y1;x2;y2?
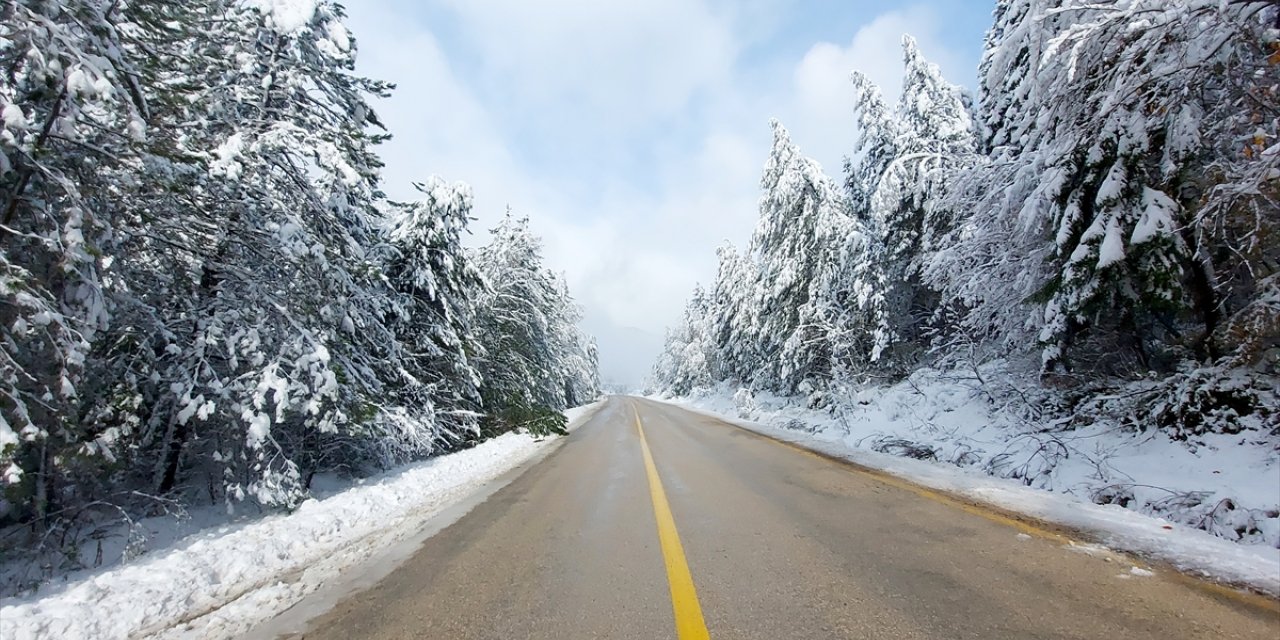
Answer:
105;0;409;506
749;120;851;393
651;285;716;395
385;178;484;444
857;36;979;371
471;215;597;436
935;0;1275;376
1;0;150;524
0;0;601;553
975;0;1070;153
656;0;1279;446
844;73;898;215
707;244;757;383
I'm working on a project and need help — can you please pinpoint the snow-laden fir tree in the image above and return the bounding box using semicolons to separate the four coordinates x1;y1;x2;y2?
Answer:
860;36;979;371
546;272;598;410
811;211;881;383
651;285;716;396
974;0;1069;153
933;0;1277;382
0;0;151;523
385;178;485;445
748;120;851;393
654;0;1277;450
706;244;757;383
86;0;410;508
923;0;1277;436
470;214;597;436
843;73;899;216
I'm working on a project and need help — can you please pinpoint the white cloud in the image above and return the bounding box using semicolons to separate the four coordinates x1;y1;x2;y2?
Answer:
434;0;737;122
344;4;523;202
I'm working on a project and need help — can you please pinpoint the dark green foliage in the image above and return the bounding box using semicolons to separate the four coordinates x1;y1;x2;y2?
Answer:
478;399;569;440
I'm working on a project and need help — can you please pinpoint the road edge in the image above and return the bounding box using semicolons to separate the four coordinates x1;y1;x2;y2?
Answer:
196;399;611;640
637;396;1280;613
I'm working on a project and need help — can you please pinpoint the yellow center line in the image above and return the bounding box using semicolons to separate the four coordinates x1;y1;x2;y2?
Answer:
633;406;712;640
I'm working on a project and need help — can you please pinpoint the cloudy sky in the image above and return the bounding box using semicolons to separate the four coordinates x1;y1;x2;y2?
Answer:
342;0;991;388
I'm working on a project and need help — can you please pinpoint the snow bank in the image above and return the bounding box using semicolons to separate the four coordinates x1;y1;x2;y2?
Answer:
656;383;1280;597
0;402;602;640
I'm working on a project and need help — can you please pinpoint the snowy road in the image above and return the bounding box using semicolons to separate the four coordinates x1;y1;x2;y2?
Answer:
254;396;1279;639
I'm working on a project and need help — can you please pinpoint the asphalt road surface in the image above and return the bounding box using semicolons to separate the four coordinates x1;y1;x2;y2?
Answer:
258;396;1279;639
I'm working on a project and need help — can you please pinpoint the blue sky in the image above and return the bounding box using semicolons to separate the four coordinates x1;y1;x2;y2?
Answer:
343;0;993;387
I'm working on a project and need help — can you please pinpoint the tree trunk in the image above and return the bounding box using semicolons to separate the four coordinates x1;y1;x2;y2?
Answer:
154;416;188;495
153;239;234;495
1184;246;1221;362
34;440;53;529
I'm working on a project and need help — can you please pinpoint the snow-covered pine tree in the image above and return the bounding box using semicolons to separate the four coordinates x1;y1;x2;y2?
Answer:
707;243;757;385
861;36;979;372
0;0;601;563
748;120;851;394
115;0;407;507
938;0;1276;379
919;0;1069;362
10;0;423;510
923;0;1277;437
656;0;1278;450
975;0;1070;153
651;285;716;396
385;178;485;445
685;284;718;387
833;74;901;378
650;330;684;396
811;212;881;384
571;335;602;407
471;214;597;436
545;271;597;408
0;0;150;524
844;72;899;216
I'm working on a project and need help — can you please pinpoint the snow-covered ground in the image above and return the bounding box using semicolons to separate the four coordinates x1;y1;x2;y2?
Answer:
654;375;1280;597
0;402;603;640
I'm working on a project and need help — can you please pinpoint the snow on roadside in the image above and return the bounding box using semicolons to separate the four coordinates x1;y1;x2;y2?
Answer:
653;390;1280;597
0;402;603;640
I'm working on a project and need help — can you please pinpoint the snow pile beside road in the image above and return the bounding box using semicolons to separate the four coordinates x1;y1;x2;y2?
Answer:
657;378;1280;596
0;403;601;640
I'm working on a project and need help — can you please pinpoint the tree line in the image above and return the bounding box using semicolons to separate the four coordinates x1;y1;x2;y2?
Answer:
0;0;598;542
653;0;1277;439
